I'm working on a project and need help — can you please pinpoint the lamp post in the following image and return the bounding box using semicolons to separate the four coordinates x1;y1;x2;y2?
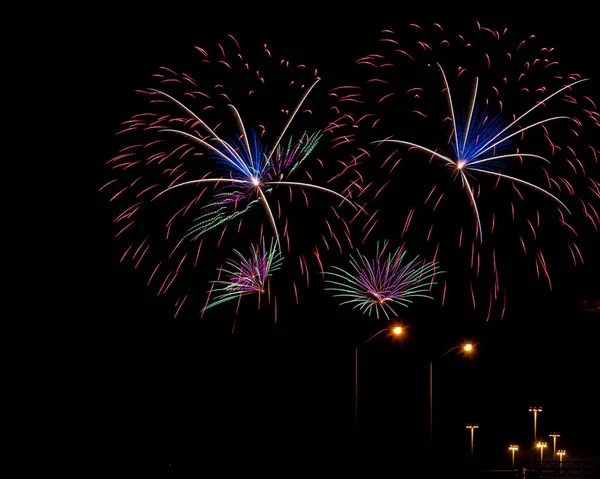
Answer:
557;449;566;469
537;441;548;462
529;406;542;446
355;325;404;435
466;424;479;457
430;342;474;449
549;432;560;458
508;444;519;470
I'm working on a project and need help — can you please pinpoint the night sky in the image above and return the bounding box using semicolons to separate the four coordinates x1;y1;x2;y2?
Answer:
82;5;599;475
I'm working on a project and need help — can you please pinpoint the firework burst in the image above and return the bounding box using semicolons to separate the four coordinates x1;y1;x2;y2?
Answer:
101;34;369;318
150;80;357;250
202;237;283;317
374;62;580;240
335;21;600;320
324;241;442;319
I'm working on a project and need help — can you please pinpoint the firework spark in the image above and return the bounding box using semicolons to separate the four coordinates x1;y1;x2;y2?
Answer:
324;241;442;319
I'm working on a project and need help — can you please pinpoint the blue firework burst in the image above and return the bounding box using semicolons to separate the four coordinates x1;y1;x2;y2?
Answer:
375;63;580;240
452;105;513;172
151;83;356;249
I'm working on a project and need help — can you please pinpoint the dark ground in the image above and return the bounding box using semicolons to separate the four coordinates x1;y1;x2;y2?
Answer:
47;3;600;475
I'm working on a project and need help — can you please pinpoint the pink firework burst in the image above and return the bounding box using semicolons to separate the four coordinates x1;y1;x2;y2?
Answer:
100;34;372;320
333;21;600;321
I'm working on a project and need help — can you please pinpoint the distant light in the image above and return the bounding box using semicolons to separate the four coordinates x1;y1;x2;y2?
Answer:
509;445;519;451
463;343;473;352
251;177;260;186
392;326;403;336
581;299;600;313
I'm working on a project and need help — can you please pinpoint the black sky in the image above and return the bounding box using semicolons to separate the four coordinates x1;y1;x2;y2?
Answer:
80;5;599;474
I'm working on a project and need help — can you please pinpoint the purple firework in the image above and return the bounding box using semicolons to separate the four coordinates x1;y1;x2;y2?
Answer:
101;33;371;318
334;20;600;320
324;241;442;319
202;237;283;316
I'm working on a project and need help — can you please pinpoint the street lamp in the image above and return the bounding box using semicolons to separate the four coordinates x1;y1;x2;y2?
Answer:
529;406;542;446
430;342;475;448
549;432;560;458
557;449;566;468
355;325;404;435
508;444;519;470
537;441;548;462
466;424;479;457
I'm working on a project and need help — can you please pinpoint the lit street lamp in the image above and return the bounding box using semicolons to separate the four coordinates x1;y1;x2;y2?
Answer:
466;424;479;457
557;449;566;468
430;342;475;449
549;432;560;458
355;325;404;435
537;441;548;462
529;406;542;446
508;444;519;470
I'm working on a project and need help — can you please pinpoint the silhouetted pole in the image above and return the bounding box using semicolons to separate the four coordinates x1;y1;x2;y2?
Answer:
355;326;403;435
466;424;479;457
549;432;560;458
557;449;566;468
509;445;519;470
529;407;542;446
537;441;548;462
355;345;359;434
429;360;433;447
430;343;474;452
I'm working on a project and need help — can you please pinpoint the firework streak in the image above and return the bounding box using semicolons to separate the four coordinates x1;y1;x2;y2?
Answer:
201;237;283;324
324;241;441;320
334;21;599;320
101;34;373;319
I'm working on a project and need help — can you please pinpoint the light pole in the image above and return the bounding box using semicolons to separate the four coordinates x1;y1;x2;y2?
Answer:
537;441;548;462
549;432;560;458
466;424;479;457
529;406;542;446
355;325;404;435
557;449;566;468
430;342;474;449
508;444;519;470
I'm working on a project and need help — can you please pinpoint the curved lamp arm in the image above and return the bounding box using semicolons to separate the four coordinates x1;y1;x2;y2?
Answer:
357;328;389;349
